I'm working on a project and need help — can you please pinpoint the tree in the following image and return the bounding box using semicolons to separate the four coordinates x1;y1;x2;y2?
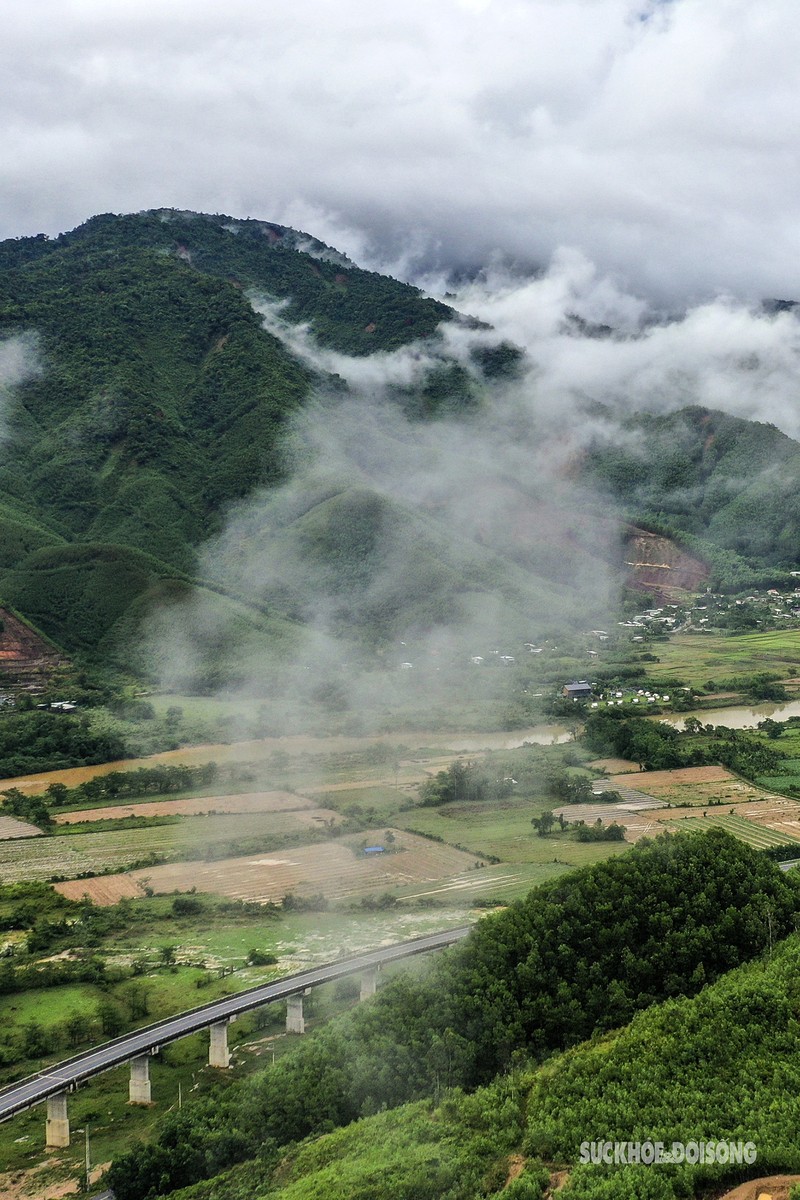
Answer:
98;1000;126;1037
532;810;555;836
45;782;69;806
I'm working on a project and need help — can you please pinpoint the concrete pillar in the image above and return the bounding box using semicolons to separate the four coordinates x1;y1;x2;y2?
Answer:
286;993;305;1034
46;1092;70;1148
360;965;380;1001
209;1021;230;1068
129;1055;152;1105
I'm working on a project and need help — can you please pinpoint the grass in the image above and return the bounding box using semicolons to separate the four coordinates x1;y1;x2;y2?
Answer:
394;795;628;868
644;629;800;689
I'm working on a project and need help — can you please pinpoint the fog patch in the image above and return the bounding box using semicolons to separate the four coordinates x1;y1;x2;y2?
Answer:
149;329;621;734
450;251;800;439
0;333;42;440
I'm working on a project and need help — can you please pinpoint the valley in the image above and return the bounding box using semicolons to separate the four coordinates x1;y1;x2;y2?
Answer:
0;209;799;1200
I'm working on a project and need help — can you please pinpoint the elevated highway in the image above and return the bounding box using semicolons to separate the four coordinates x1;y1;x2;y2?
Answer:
0;925;471;1146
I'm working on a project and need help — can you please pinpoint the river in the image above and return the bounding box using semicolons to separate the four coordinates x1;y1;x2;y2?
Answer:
658;699;800;731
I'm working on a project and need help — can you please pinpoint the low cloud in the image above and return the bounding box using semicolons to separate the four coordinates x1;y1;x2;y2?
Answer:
2;1;800;304
0;334;41;439
450;252;800;440
150;241;800;733
150;310;622;732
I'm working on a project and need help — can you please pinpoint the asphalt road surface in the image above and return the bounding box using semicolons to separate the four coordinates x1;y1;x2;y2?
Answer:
0;925;470;1122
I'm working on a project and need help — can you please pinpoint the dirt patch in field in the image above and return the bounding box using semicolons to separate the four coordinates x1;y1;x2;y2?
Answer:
0;1160;111;1200
607;767;777;808
0;815;41;840
54;790;317;824
54;830;481;907
0;1169;77;1200
714;1174;800;1200
505;1155;525;1185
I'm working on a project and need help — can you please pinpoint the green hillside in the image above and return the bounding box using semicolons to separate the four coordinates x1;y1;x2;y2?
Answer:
155;932;800;1200
1;211;800;678
0;210;604;675
0;211;464;666
586;405;800;588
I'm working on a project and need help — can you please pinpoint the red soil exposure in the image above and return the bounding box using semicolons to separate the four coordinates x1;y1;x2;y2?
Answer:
714;1176;800;1200
0;608;64;688
624;527;709;601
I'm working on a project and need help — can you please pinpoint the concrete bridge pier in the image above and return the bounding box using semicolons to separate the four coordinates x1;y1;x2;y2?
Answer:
209;1020;231;1068
360;965;380;1001
286;992;305;1034
129;1054;152;1104
46;1092;70;1148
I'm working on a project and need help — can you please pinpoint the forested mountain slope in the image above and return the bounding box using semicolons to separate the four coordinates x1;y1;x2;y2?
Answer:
0;210;799;675
0;211;462;664
158;933;800;1200
585;406;800;588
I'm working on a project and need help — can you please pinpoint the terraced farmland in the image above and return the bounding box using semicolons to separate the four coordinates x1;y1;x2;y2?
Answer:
664;811;800;849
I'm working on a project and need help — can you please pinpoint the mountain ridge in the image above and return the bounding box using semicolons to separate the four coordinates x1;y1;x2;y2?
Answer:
0;210;798;684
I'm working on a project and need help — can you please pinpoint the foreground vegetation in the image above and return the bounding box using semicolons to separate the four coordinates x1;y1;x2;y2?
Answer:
158;930;800;1200
104;830;798;1198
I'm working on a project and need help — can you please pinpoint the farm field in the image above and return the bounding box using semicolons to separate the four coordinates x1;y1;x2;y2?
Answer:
643;630;800;690
393;860;578;903
0;808;342;883
0;814;40;840
0;724;561;797
651;794;800;839
606;765;778;808
555;799;663;842
53;790;319;824
53;830;481;906
662;810;800;849
393;796;630;867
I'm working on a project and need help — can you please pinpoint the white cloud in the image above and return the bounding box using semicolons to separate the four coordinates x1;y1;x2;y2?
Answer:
1;0;799;302
453;253;800;438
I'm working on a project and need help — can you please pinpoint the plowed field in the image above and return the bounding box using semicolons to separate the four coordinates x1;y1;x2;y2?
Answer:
54;791;316;824
54;830;480;906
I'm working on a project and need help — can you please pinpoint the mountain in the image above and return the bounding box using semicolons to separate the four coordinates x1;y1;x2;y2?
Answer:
585;405;800;589
0;209;603;679
0;210;798;684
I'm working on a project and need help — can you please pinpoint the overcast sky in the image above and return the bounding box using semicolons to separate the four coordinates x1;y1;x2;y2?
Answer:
3;0;800;303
